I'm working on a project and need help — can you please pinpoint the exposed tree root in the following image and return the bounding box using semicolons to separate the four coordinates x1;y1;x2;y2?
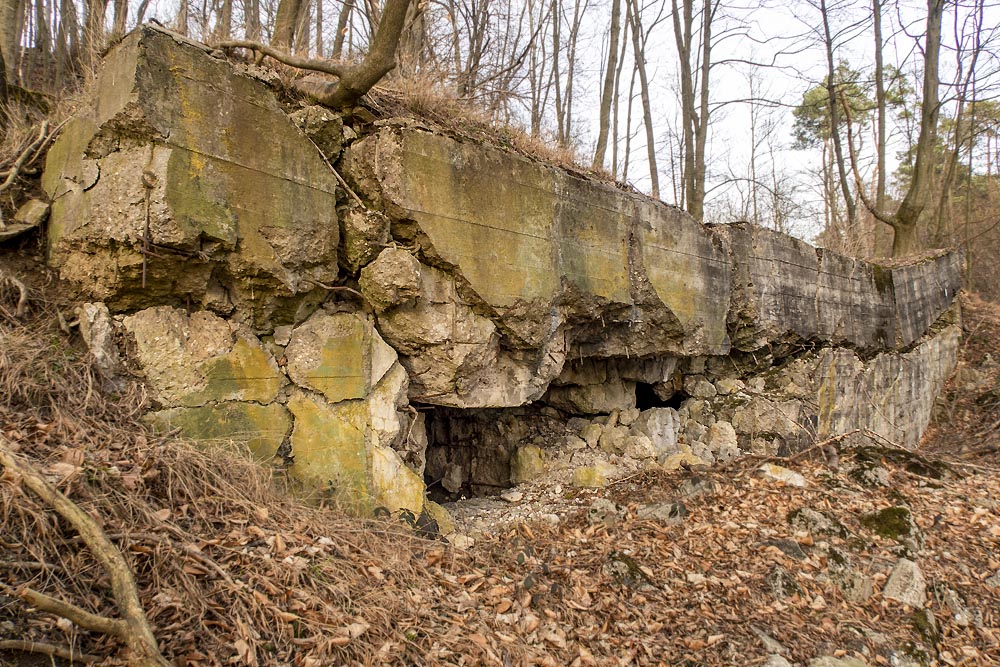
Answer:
0;639;100;663
0;438;171;667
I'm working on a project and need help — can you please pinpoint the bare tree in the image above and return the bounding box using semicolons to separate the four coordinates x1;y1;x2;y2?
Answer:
627;0;660;198
221;0;413;108
592;0;620;170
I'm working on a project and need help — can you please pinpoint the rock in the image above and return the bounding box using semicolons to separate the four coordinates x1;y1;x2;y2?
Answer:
289;105;343;158
623;434;656;460
500;490;523;503
423;501;455;537
636;501;688;524
44;27;340;323
938;586;973;627
358;247;421;312
909;608;939;644
715;377;744;395
883;558;926;608
545;380;635;414
571;461;618;488
76;302;123;388
985;571;1000;589
122;307;286;408
285;311;400;403
370;445;425;516
677;476;718;499
788;507;846;538
630;408;680;459
146;402;291;461
836;570;875;603
587;498;621;527
618;407;640;426
759;464;808;487
750;625;787;655
766;566;801;599
661;445;710;471
706;420;739;461
684;375;717;398
580;422;603;448
599;425;630;455
860;506;920;543
764;656;793;667
371;258;562;408
14;199;50;227
808;657;868;667
341;209;391;274
342;125;732;359
509;445;546;484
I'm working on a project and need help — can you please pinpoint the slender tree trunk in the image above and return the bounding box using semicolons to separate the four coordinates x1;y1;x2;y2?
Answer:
873;0;886;210
314;0;321;56
593;0;620;170
628;0;658;198
0;47;8;132
332;0;353;57
1;0;22;82
273;0;304;48
819;0;856;237
551;0;565;145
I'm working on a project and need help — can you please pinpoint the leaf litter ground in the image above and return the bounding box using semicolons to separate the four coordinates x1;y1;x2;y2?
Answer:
1;260;999;667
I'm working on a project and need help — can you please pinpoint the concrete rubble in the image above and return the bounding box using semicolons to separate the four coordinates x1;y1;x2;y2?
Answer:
48;26;963;528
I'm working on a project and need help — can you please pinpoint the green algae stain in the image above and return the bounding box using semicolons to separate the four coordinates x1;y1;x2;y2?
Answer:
146;402;291;461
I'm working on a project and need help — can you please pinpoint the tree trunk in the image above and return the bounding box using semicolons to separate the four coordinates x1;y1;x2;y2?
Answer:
889;0;943;255
1;0;22;82
314;0;322;56
873;0;886;210
332;0;354;58
0;46;8;132
592;0;620;170
273;0;304;49
628;0;657;197
819;0;856;236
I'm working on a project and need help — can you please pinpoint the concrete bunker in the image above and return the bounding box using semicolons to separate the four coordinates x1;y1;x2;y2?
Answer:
46;27;963;529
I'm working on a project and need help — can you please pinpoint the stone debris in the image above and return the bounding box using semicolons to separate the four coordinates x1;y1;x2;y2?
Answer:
759;463;809;487
883;558;927;608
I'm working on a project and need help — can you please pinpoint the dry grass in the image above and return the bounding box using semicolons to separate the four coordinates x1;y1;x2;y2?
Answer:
363;76;617;183
0;274;488;666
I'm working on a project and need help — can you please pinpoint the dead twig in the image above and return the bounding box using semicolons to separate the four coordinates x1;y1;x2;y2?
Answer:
0;639;101;664
0;120;49;229
0;438;171;667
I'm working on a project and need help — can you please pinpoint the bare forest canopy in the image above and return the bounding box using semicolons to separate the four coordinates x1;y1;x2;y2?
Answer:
1;0;1000;276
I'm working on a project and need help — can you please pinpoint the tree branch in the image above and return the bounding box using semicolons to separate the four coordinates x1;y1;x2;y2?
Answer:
0;439;171;667
216;40;347;77
0;639;100;664
18;588;127;637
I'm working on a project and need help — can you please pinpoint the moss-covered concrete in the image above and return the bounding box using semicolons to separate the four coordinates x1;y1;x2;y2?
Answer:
43;26;341;320
287;391;372;510
146;402;291;461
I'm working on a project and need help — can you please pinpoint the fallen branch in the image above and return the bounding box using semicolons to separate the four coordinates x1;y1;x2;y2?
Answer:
0;639;100;664
0;270;29;318
0;438;171;667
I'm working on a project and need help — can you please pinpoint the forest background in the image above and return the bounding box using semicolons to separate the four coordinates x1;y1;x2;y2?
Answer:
2;0;999;293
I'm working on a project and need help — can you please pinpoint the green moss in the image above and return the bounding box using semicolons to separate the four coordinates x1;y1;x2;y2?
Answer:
146;402;291;460
860;506;914;540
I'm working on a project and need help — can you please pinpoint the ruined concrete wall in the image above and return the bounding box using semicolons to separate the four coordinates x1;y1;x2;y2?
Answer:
47;27;962;521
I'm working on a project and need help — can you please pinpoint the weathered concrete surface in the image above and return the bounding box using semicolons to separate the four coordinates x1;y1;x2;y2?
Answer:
122;306;286;407
719;224;962;354
43;26;340;325
342;126;732;407
146;402;292;461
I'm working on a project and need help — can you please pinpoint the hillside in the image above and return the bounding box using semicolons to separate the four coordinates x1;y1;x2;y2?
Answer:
1;247;998;667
